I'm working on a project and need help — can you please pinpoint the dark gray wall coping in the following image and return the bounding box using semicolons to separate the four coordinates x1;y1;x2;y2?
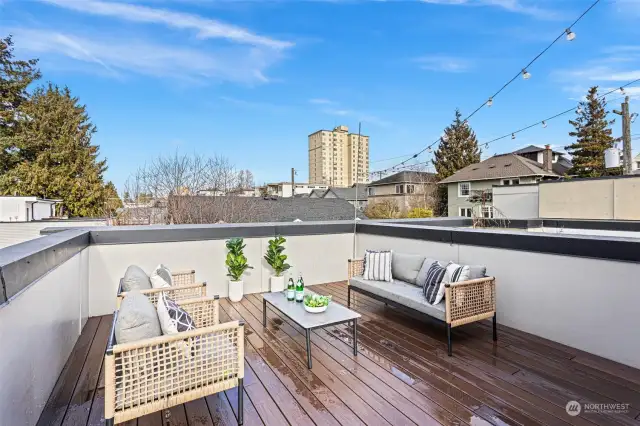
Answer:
0;229;90;304
356;222;640;262
539;175;640;184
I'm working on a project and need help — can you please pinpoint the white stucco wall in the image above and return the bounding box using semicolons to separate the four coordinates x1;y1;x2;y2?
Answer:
357;233;640;369
88;233;354;316
0;249;89;426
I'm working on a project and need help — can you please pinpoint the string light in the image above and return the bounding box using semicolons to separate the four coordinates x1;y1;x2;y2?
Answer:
368;0;602;177
441;134;449;142
565;28;576;41
511;133;516;140
620;87;626;95
542;120;547;128
577;106;583;114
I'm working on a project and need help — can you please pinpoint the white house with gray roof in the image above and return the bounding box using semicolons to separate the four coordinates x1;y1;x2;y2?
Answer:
439;146;560;218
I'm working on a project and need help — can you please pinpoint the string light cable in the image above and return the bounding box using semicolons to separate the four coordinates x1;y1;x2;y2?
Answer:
370;0;602;177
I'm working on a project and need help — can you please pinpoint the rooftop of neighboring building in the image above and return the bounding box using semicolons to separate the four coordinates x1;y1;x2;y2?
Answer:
323;184;368;201
368;171;436;187
512;145;566;156
439;153;560;184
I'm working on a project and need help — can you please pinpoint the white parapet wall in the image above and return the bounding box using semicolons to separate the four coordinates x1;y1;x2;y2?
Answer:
88;233;354;316
357;232;640;369
0;249;89;426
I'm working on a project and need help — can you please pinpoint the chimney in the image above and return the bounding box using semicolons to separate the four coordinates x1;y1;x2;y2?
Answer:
542;144;553;172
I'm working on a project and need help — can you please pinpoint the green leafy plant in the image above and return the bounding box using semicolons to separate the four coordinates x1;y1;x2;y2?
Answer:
264;236;291;276
225;238;253;281
304;294;331;308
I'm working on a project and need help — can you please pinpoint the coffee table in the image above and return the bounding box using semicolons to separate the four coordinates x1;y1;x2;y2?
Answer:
262;290;361;369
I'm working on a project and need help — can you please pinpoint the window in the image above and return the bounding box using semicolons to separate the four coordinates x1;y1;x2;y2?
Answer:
459;207;472;218
395;184;404;194
458;182;470;197
406;184;415;194
502;179;520;186
482;206;494;218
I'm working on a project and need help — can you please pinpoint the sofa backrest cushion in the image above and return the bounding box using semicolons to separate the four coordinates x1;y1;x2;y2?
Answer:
468;265;487;279
150;264;172;289
122;265;152;292
115;290;162;344
392;253;426;285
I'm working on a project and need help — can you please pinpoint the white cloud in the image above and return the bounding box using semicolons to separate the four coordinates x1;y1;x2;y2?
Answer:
309;98;333;105
420;0;560;20
11;28;283;84
414;55;473;73
37;0;293;49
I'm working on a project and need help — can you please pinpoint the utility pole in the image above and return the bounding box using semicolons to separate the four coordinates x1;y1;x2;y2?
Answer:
613;96;633;175
291;167;296;197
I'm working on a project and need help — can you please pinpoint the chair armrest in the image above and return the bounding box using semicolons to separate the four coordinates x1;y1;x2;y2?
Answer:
171;269;196;286
348;259;364;279
116;282;207;309
178;296;220;328
445;277;496;327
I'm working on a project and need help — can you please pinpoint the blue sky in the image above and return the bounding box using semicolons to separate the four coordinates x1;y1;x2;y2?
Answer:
2;0;640;189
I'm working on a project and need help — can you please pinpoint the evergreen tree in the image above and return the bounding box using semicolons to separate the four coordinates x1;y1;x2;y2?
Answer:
565;86;617;178
0;83;115;216
432;109;482;215
1;35;41;170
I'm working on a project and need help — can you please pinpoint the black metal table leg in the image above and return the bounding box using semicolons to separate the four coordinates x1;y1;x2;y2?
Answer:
263;298;267;327
352;319;358;356
306;329;312;369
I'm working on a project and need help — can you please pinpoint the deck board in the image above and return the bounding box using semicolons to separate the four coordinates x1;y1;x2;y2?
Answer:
37;282;640;426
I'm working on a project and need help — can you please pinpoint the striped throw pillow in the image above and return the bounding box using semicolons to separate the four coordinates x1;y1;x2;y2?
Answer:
363;250;392;282
423;262;447;304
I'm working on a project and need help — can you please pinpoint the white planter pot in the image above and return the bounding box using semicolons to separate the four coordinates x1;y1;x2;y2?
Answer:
270;275;285;293
228;279;243;302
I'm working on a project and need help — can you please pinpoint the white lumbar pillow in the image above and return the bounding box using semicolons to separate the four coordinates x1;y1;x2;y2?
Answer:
150;264;172;289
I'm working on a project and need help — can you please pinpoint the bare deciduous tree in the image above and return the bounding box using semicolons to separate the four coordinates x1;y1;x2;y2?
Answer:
119;152;257;225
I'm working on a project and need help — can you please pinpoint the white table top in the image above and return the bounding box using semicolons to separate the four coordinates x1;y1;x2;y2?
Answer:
263;289;361;330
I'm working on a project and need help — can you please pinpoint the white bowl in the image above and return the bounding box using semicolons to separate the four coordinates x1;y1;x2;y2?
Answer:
304;304;328;313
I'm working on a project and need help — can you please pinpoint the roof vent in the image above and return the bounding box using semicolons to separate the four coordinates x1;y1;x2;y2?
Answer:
472;167;480;170
504;163;512;167
488;164;496;169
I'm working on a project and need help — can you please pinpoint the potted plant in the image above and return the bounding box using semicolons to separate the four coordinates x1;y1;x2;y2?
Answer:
264;236;291;292
225;237;253;302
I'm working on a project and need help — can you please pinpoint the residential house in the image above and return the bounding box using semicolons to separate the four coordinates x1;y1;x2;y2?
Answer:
439;146;560;218
366;171;436;214
0;196;62;222
512;145;573;175
321;183;368;211
633;153;640;172
264;182;329;198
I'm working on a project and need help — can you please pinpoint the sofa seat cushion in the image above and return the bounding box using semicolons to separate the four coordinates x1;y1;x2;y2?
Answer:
350;277;445;321
391;253;425;285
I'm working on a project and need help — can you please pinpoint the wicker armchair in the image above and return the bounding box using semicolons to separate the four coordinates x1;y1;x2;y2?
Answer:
348;259;497;356
105;296;245;425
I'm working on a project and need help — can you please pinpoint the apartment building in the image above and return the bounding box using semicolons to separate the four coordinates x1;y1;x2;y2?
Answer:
308;125;369;187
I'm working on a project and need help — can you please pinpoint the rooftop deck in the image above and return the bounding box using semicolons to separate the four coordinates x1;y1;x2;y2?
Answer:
37;282;640;426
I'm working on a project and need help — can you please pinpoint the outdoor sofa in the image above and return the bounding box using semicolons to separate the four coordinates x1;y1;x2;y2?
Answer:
348;253;496;355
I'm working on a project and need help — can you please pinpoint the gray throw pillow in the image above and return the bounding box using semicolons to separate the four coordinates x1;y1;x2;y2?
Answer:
468;265;487;280
415;257;440;287
392;253;426;284
122;265;152;291
115;290;162;344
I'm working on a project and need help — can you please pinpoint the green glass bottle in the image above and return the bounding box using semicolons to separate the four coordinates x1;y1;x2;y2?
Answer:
295;273;304;302
287;277;295;301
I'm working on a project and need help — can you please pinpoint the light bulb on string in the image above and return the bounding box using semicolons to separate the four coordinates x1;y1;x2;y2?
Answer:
487;98;493;107
565;28;576;41
620;87;626;95
511;133;516;140
576;106;583;114
441;134;449;142
542;120;547;128
485;143;489;149
522;69;531;80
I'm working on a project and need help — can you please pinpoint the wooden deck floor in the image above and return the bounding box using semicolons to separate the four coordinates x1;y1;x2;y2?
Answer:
37;282;640;426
